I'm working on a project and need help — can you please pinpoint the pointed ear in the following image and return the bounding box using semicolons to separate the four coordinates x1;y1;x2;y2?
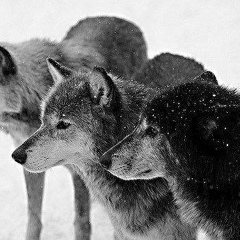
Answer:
46;58;73;84
89;66;119;109
194;104;240;152
0;46;17;76
195;71;218;85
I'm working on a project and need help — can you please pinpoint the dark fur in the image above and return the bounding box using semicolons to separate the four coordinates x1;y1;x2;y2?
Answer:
146;80;240;240
100;72;240;240
62;16;147;77
12;54;211;239
1;16;147;240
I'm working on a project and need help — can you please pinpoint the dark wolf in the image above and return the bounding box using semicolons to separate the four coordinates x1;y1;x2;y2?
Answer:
0;16;147;240
12;53;206;239
99;72;240;240
133;53;208;88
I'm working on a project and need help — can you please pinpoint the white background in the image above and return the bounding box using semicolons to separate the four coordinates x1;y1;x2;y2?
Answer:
0;0;240;239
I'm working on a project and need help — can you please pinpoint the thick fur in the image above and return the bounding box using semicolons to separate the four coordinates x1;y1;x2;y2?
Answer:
133;53;205;88
100;73;240;240
12;54;209;239
62;16;147;77
0;16;147;240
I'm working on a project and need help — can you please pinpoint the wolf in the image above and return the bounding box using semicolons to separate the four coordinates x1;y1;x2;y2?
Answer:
133;53;209;88
99;73;240;240
12;53;208;239
0;16;147;240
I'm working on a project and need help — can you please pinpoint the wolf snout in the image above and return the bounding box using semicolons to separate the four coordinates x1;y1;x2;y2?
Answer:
12;148;27;164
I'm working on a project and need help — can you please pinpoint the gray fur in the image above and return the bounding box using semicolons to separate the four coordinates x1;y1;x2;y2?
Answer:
1;16;147;240
11;58;207;239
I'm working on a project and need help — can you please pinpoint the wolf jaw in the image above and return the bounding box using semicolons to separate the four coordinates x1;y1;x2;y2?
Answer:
12;59;205;240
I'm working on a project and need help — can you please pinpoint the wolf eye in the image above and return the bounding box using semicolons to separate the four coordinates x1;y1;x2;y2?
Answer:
56;121;71;130
145;126;159;137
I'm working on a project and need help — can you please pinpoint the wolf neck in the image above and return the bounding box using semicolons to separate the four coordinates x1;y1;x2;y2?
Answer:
73;161;174;233
72;82;177;232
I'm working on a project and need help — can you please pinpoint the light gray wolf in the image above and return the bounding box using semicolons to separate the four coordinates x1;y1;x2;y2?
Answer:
99;72;240;240
0;16;147;240
12;53;207;239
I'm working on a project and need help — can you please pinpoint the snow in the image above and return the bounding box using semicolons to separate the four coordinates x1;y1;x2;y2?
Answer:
1;0;240;239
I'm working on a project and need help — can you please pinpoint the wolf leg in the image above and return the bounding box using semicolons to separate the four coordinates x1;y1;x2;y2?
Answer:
72;172;91;240
24;169;45;240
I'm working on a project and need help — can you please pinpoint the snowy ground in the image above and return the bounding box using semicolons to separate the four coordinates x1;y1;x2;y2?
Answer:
1;1;240;239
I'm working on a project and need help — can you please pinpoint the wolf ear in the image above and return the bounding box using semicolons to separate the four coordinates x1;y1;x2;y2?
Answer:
0;46;17;76
47;58;73;84
194;71;218;85
194;104;240;152
89;66;119;109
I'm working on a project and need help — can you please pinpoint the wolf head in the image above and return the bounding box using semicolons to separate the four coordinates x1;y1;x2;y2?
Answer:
0;42;61;143
99;116;170;180
12;58;124;172
100;74;240;184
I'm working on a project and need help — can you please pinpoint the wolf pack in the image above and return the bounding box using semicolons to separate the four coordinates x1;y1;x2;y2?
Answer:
1;16;239;240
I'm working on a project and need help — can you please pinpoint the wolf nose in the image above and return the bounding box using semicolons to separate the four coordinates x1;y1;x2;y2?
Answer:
12;150;27;164
99;153;112;170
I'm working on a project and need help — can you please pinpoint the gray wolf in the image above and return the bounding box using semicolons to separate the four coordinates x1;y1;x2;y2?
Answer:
133;53;207;88
0;16;147;240
99;72;240;240
12;53;206;239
